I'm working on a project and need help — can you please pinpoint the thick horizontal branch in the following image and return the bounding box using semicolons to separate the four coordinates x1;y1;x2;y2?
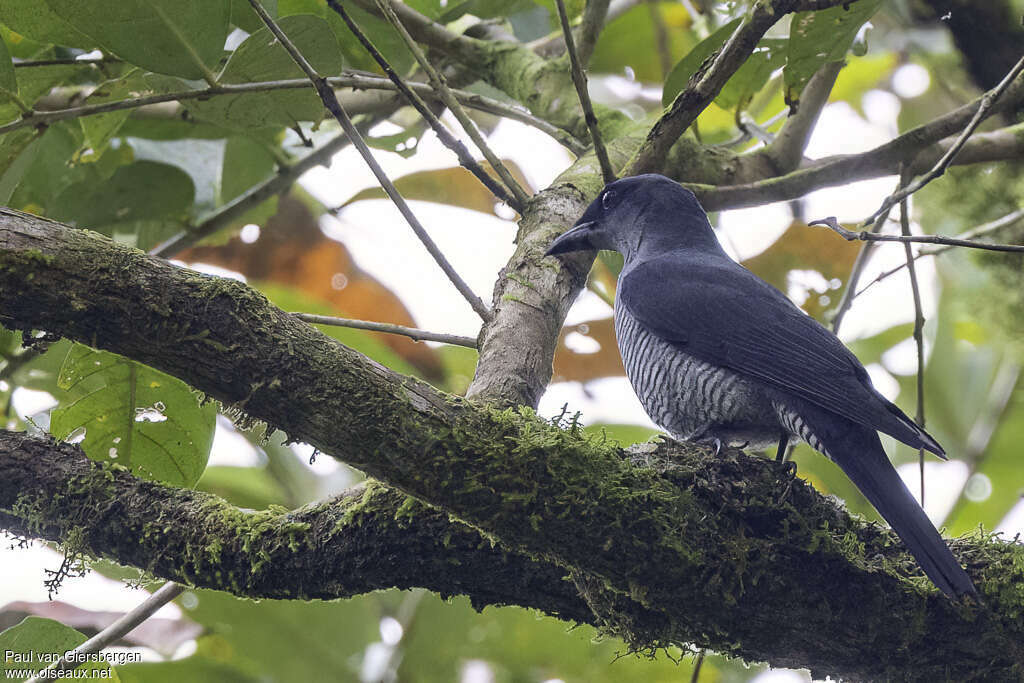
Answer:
2;210;1024;680
693;85;1024;211
0;431;593;620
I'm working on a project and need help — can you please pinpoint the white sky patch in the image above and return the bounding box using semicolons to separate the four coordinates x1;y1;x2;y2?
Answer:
892;63;931;98
897;460;969;525
208;415;262;467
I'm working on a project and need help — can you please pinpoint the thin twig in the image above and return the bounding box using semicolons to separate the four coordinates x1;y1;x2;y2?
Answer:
855;208;1024;297
554;0;617;184
26;582;185;683
0;74;585;154
246;0;491;321
808;216;1024;254
13;57;118;67
646;0;674;80
578;0;613;66
861;54;1024;228
370;0;530;209
768;60;843;171
898;175;927;506
294;313;478;348
827;209;890;334
150;130;361;257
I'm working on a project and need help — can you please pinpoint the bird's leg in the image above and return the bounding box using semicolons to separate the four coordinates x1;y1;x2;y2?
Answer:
684;424;724;457
774;431;791;462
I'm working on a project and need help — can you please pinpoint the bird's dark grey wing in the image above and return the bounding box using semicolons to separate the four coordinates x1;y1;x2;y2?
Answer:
618;254;943;455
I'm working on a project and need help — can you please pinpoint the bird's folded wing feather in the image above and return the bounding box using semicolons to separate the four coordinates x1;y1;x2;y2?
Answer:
618;255;937;452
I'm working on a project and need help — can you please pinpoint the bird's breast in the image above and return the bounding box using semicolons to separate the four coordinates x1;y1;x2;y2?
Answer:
614;304;782;448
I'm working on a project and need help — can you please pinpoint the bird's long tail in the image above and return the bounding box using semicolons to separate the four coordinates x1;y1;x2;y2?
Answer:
780;399;976;598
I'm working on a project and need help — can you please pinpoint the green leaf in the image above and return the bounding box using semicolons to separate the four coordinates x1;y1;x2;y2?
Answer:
0;63;77;125
716;38;787;111
230;0;277;33
50;160;194;228
78;74;147;160
0;617;116;681
0;32;17;94
179;590;378;681
662;18;740;107
42;0;231;79
117;656;258;683
152;14;341;130
0;128;40;204
592;2;695;84
220;135;277;204
0;0;95;48
50;344;216;488
784;0;883;104
9;123;94;213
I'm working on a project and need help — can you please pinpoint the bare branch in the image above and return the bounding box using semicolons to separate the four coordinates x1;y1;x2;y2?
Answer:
245;0;491;321
293;313;478;348
555;0;617;184
151;130;360;258
26;583;185;683
861;54;1024;227
1;74;585;156
370;0;531;208
628;0;849;175
809;216;1024;254
325;2;524;211
692;83;1024;211
578;0;613;66
827;209;890;334
898;175;927;506
768;61;843;172
856;209;1024;296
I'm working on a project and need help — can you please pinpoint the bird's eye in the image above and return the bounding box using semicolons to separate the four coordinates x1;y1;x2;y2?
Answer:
601;190;617;211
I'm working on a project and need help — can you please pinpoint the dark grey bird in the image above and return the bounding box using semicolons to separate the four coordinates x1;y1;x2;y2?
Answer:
546;173;976;599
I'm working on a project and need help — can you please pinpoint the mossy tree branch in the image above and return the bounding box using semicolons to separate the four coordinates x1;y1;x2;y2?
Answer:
1;210;1024;680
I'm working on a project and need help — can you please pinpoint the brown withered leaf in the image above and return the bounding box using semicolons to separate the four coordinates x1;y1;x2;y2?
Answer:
741;219;861;320
339;161;534;217
181;194;444;380
552;317;624;383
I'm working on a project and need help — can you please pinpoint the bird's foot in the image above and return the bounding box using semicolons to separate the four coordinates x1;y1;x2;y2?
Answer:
775;459;798;503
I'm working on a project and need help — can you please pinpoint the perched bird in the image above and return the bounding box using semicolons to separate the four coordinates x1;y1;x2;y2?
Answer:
546;173;976;598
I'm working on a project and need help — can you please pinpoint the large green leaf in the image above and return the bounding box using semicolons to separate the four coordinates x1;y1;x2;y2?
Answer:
0;32;16;94
0;63;77;125
220;135;277;204
592;2;695;83
50;344;216;488
78;74;148;161
0;128;39;204
178;590;378;681
662;18;741;108
0;0;94;48
42;0;231;80
50;160;194;228
784;0;883;104
0;617;116;681
151;14;341;130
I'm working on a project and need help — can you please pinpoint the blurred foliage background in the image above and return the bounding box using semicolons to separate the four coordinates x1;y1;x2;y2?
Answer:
1;0;1023;680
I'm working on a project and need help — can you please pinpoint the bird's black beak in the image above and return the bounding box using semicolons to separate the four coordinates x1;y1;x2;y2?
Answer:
545;221;597;256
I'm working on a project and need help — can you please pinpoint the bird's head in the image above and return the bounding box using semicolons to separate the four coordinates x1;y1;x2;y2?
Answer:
545;174;723;261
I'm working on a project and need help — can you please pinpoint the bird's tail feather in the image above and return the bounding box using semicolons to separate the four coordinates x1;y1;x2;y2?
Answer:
826;428;975;598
